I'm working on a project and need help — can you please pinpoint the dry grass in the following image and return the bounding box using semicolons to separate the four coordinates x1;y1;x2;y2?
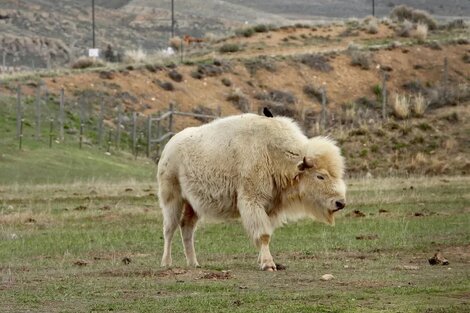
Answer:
412;93;427;116
414;23;428;41
391;94;410;119
169;36;182;51
123;49;148;64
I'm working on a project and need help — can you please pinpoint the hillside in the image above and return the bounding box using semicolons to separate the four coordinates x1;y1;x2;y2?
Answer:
0;13;469;177
1;0;469;69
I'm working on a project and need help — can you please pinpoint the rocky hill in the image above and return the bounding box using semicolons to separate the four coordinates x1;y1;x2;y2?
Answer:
1;11;469;176
1;0;469;70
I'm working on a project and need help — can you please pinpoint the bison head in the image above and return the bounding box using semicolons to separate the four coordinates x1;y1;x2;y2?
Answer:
296;137;346;225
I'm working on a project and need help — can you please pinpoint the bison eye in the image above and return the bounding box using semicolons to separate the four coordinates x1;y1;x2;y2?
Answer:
317;175;325;180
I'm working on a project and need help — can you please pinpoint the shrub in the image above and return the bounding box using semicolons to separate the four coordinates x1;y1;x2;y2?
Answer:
219;44;240;53
463;53;470;64
221;78;232;87
253;24;269;33
154;80;174;91
363;17;379;34
303;85;325;103
226;88;250;112
168;70;183;82
299;54;333;72
414;23;428;41
244;57;277;75
71;56;105;69
236;28;255;37
390;5;437;30
391;94;410;119
397;20;413;37
349;50;372;70
445;19;466;30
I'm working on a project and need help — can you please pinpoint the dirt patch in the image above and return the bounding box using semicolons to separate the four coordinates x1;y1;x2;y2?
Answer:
199;270;232;280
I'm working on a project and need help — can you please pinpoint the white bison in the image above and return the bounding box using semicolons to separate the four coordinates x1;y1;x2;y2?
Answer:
157;113;346;271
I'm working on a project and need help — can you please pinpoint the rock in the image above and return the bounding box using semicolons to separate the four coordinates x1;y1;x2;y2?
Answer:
320;274;334;281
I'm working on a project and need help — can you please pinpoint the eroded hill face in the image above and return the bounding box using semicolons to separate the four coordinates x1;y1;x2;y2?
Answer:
1;20;469;176
1;0;469;70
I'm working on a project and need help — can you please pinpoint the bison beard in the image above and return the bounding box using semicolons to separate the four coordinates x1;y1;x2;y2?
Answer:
157;113;346;270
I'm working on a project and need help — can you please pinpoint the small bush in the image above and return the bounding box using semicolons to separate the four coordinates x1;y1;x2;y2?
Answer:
391;94;410;119
445;19;466;30
244;57;277;75
397;20;413;37
253;24;269;33
390;5;437;30
414;23;428;41
168;70;183;82
349;50;372;70
299;54;333;72
463;53;470;64
236;28;255;38
192;105;217;123
219;44;240;53
154;80;174;91
221;78;232;87
226;88;250;112
303;85;325;103
363;17;379;34
412;93;427;117
71;57;105;69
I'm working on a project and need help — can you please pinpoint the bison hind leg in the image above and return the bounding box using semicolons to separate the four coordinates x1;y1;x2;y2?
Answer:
180;202;200;267
160;193;184;267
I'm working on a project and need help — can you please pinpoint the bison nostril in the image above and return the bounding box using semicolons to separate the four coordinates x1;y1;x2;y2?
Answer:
335;200;346;210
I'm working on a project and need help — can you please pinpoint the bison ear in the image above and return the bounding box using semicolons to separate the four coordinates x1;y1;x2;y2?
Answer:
297;157;316;171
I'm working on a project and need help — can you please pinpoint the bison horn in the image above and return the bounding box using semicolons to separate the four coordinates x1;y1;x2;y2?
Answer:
298;157;315;171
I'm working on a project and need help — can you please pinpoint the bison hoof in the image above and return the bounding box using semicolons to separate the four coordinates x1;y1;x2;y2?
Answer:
261;262;277;271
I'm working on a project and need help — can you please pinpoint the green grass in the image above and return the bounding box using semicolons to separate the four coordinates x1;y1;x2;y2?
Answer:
0;94;154;184
1;176;469;312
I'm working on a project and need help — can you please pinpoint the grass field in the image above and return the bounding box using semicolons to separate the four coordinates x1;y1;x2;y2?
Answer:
1;176;469;312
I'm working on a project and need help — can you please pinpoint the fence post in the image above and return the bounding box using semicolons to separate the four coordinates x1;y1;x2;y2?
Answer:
146;115;152;158
107;130;112;153
35;84;41;140
132;112;137;157
116;104;122;150
59;88;65;141
155;111;162;159
382;71;388;119
79;98;84;149
49;118;54;148
98;98;104;146
180;40;184;63
168;103;174;134
16;85;22;139
320;88;327;131
372;0;375;16
443;57;449;99
19;118;24;150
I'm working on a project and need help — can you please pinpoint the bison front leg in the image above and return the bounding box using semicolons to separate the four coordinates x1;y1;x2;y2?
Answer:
238;198;276;271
